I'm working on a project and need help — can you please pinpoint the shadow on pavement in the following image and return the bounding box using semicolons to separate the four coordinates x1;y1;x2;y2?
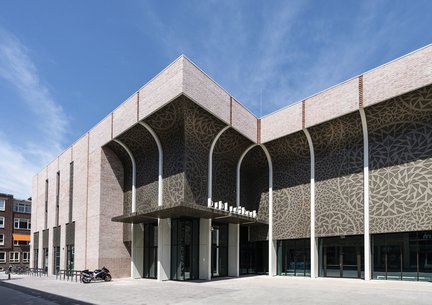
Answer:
177;274;266;284
0;280;94;305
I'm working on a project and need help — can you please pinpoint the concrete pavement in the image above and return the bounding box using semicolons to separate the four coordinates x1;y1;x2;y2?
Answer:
1;272;432;305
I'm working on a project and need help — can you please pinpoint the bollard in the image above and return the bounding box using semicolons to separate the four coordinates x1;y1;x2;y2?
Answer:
8;266;12;280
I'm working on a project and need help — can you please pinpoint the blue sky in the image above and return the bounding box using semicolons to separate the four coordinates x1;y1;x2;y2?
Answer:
0;0;431;198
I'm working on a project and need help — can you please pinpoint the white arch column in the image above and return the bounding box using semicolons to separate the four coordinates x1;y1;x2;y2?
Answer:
200;125;230;280
139;122;163;207
234;144;257;278
303;128;318;278
260;144;275;277
359;108;371;280
113;139;140;278
236;144;274;276
139;121;171;281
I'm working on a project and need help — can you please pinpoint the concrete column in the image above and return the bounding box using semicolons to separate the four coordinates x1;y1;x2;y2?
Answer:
304;128;318;278
269;240;277;276
359;108;371;280
38;233;43;271
132;224;144;278
260;144;276;277
157;218;171;281
199;218;212;280
30;240;34;269
228;223;239;277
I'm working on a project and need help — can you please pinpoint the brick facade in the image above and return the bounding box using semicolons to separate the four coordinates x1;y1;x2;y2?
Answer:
0;193;31;271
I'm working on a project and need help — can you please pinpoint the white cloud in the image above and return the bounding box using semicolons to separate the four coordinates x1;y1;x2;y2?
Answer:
0;29;67;198
0;133;39;197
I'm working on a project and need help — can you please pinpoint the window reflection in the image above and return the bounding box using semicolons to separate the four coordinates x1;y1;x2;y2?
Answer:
372;231;432;281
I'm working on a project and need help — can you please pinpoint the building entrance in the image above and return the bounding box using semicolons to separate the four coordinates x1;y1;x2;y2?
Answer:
170;218;199;280
211;223;228;277
143;223;158;279
240;226;268;275
320;235;364;279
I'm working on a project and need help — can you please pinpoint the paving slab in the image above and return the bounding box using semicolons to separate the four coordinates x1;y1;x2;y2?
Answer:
1;272;432;305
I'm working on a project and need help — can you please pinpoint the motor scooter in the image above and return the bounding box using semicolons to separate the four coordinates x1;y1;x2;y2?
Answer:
81;266;112;283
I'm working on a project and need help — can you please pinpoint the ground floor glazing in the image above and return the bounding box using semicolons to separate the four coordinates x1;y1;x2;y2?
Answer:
127;218;432;282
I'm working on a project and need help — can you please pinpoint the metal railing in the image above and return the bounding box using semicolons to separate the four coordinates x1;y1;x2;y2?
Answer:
27;268;48;277
56;269;82;282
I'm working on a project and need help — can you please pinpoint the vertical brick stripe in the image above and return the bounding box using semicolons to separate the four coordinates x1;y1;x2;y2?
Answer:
359;75;364;107
257;119;261;144
137;91;140;122
230;96;233;125
302;100;306;129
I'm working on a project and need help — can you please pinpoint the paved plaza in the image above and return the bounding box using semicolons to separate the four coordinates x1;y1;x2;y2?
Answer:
1;273;432;305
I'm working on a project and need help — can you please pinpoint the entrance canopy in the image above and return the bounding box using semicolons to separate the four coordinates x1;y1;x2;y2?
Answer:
112;202;267;225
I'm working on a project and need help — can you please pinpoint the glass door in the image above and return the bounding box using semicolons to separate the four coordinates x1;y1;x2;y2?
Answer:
239;226;268;275
171;218;199;280
386;246;402;280
143;223;158;279
320;235;364;279
342;246;359;278
324;246;341;277
211;223;228;277
277;239;311;276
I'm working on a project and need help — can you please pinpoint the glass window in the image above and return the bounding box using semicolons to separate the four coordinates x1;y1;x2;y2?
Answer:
0;199;5;211
0;234;4;246
69;162;74;223
55;171;60;227
14;218;31;230
67;245;75;273
418;232;432;281
53;247;60;274
372;231;432;282
34;249;39;269
14;240;29;246
22;252;30;263
9;252;20;263
13;202;31;214
0;252;5;263
277;239;311;277
372;234;386;280
43;248;49;272
0;216;4;228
